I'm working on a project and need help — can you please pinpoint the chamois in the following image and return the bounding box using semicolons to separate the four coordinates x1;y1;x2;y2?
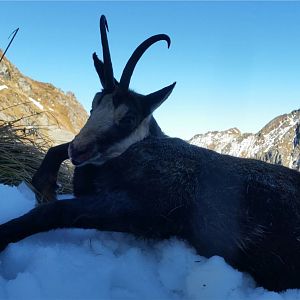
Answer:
1;15;300;292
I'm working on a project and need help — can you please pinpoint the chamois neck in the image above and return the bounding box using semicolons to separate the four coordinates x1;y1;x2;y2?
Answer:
148;116;166;138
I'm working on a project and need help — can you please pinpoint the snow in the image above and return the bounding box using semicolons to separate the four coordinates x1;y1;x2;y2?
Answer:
190;111;300;169
28;97;44;110
190;129;240;152
262;116;298;152
0;183;300;299
0;85;8;91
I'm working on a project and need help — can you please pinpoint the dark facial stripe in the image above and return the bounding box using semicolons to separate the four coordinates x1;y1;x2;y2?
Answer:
96;120;138;154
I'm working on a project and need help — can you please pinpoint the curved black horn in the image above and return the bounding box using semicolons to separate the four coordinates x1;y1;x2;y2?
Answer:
119;34;171;91
100;15;115;90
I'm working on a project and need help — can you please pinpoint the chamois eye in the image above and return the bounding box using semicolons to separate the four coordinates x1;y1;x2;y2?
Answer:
119;115;136;129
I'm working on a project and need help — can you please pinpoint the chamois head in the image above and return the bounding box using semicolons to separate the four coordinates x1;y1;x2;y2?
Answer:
68;15;176;166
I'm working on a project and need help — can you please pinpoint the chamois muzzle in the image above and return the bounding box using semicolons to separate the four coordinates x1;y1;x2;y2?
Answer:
68;140;98;166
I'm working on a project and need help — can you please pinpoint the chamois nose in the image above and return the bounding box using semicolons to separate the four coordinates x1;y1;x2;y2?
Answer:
68;142;95;165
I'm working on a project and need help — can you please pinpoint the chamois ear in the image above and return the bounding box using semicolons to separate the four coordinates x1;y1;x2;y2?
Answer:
143;82;176;116
93;53;118;88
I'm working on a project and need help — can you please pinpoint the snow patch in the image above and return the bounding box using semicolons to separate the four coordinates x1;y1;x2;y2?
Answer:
0;85;8;91
262;117;298;152
28;97;43;110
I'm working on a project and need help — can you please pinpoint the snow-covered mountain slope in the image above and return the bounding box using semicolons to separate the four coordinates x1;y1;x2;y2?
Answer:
189;109;300;171
0;50;88;144
0;183;300;300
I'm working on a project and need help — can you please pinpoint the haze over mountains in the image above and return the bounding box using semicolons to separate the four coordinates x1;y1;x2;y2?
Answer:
1;50;299;171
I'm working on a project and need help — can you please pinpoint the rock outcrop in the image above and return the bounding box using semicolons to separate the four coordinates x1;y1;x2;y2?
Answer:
189;110;300;171
0;49;88;145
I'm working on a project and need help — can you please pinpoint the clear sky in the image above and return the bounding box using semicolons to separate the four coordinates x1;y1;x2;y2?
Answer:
1;1;300;139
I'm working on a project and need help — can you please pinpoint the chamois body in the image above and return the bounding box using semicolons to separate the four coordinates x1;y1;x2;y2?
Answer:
72;136;300;292
2;133;300;291
1;15;300;292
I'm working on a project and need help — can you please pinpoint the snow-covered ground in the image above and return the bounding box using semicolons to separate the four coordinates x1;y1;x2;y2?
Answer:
0;183;299;300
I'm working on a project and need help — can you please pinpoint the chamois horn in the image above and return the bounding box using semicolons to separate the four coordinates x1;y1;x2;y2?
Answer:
100;15;115;91
119;34;171;91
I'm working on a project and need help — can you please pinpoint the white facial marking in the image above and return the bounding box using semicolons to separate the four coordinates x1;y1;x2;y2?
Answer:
71;93;131;163
93;115;152;165
73;94;115;150
86;94;115;133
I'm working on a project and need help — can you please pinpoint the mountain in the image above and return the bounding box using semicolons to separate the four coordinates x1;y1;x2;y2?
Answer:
0;49;88;144
189;109;300;171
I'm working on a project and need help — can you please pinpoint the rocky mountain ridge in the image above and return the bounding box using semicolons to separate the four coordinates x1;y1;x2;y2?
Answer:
0;49;88;144
189;109;300;171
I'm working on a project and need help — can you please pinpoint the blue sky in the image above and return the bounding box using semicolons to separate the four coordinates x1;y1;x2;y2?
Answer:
1;1;300;139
